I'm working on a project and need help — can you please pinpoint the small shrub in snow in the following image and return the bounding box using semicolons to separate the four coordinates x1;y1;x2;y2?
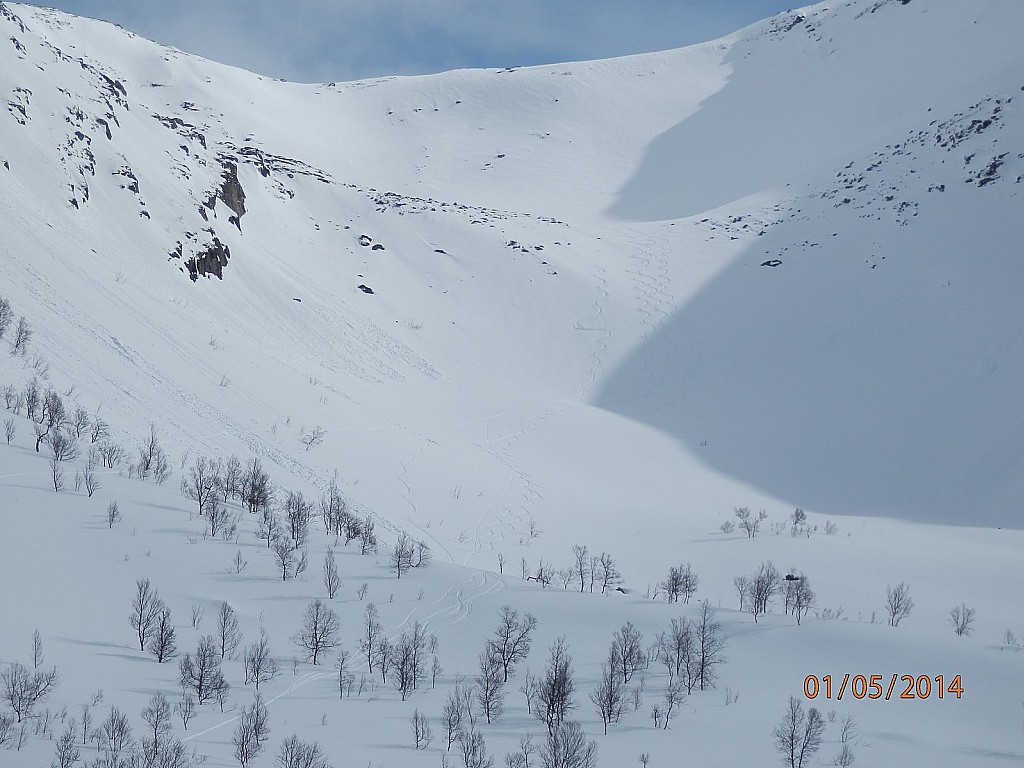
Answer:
129;578;164;651
834;744;855;767
884;582;914;627
839;714;857;743
411;709;432;749
0;297;13;340
817;606;845;621
49;457;64;492
10;316;31;356
0;660;60;722
735;507;768;538
661;563;699;604
276;734;330;768
300;425;325;451
949;603;976;637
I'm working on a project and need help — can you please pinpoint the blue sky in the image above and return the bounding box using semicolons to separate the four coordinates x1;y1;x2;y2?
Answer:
35;1;796;83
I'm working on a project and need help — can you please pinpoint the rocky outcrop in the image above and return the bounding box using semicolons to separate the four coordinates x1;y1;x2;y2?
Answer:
217;157;245;230
183;232;231;281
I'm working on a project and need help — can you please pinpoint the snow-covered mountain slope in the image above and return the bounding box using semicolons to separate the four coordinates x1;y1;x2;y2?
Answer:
1;0;747;582
1;0;1020;566
3;1;1024;766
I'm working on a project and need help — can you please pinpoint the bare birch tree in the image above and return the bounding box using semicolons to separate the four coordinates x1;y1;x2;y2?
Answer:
292;600;340;665
244;630;280;690
130;578;164;652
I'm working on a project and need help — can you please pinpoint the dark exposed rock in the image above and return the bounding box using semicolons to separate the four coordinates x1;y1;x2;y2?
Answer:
972;153;1007;186
217;157;245;225
357;284;374;294
857;0;912;17
7;86;30;124
0;3;28;34
97;72;128;110
185;235;230;281
112;165;138;193
152;113;206;148
226;142;332;183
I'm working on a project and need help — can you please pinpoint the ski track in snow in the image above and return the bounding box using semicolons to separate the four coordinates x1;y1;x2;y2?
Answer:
437;257;616;566
397;447;457;564
387;569;505;639
181;670;332;744
628;230;674;342
446;259;614;567
383;229;619;571
624;227;680;410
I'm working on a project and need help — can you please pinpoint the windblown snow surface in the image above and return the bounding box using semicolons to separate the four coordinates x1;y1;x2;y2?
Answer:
1;0;1023;765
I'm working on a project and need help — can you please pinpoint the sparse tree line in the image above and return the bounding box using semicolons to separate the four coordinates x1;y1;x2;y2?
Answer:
521;544;622;595
2;549;976;768
720;506;838;538
0;295;31;358
123;577;449;750
130;576;349;673
120;579;338;765
511;540;974;641
0;622;327;768
112;585;729;767
1;374;125;492
1;630;201;767
0;296;166;488
1;368;180;492
353;603;442;702
522;525;966;638
2;374;436;582
120;576;435;765
419;602;729;768
178;453;431;583
727;559;948;632
517;545;808;632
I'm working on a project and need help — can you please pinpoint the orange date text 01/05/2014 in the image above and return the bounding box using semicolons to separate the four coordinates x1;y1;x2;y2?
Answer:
803;674;963;701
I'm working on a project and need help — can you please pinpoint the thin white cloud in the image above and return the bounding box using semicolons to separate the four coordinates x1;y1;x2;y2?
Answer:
34;0;794;82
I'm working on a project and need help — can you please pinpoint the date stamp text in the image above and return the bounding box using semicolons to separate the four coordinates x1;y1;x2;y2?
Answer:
803;674;963;701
